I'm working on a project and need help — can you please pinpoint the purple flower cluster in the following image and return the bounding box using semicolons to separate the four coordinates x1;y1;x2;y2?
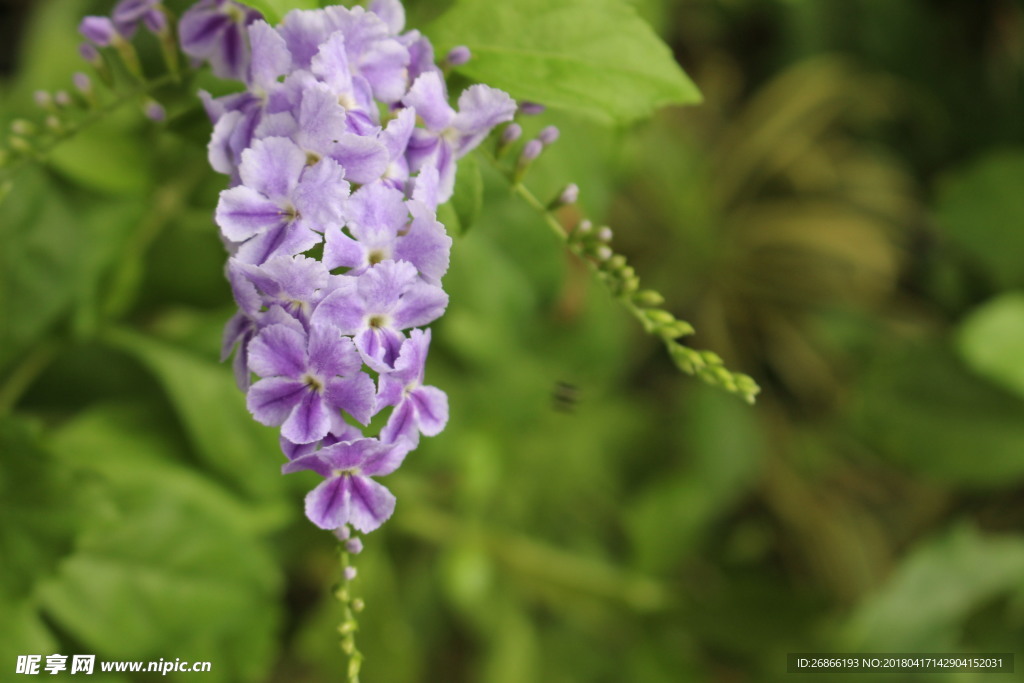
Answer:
185;0;516;533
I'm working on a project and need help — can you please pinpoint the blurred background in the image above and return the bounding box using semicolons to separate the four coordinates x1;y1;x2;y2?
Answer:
2;0;1024;681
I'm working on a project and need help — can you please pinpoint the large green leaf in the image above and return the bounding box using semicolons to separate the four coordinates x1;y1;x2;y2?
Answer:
957;292;1024;399
40;402;283;682
105;329;287;505
934;150;1024;290
426;0;702;125
844;524;1024;651
0;168;83;372
0;417;76;600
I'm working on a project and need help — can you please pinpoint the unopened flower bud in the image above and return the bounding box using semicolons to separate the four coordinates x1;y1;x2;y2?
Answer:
344;566;357;581
606;254;627;271
445;45;471;66
520;139;542;163
538;125;560;145
45;115;62;133
645;309;676;326
143;99;166;122
500;123;522;145
595;245;613;261
78;42;100;64
11;119;35;136
559;183;579;205
9;136;32;154
669;320;696;338
633;289;665;308
346;537;364;554
80;16;118;46
596;226;613;243
34;91;52;109
54;91;72;107
518;101;545;115
143;9;167;34
576;219;593;234
73;72;92;93
549;182;578;210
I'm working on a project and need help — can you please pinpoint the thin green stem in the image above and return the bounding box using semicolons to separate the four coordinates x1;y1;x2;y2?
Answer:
481;149;760;403
1;74;177;183
0;339;60;415
336;542;364;683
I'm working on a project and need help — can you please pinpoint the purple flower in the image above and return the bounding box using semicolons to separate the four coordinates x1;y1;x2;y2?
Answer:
254;82;389;184
378;329;448;446
308;32;378;135
280;421;364;461
312;260;448;371
79;16;118;46
369;0;405;35
196;0;512;534
112;0;163;37
323;182;451;285
402;72;516;202
179;0;263;81
246;322;376;444
282;438;410;531
228;254;339;326
216;136;348;264
277;6;410;103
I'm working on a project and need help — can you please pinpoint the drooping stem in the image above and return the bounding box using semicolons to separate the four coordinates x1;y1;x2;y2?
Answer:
481;148;760;404
336;537;364;683
0;73;177;184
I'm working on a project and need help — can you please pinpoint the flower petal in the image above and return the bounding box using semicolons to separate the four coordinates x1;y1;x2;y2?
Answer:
248;20;291;93
347;475;396;532
311;279;365;334
239;136;307;200
282;451;334;477
247;376;306;426
216;185;283;243
281;389;331;444
304;475;351;529
380;399;418;447
248;323;307;378
308;324;362;378
411;385;448;436
326;373;377;425
395;200;451;284
452;84;517;155
392;280;448;329
403;71;454;131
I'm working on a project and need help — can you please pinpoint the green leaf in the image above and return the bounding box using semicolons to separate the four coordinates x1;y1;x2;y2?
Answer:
241;0;319;25
957;292;1024;399
934;150;1024;290
447;153;483;236
47;109;153;195
0;168;83;371
105;328;287;504
0;416;76;600
41;402;282;682
426;0;702;125
844;524;1024;651
851;340;1024;487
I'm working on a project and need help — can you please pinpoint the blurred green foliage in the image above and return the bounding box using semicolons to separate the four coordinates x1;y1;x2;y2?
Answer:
2;0;1024;681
